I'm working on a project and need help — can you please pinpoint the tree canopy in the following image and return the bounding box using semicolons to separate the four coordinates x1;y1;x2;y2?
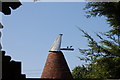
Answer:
72;2;120;79
84;2;120;35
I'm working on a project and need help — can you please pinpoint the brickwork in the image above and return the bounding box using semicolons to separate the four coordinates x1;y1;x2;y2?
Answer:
41;51;73;79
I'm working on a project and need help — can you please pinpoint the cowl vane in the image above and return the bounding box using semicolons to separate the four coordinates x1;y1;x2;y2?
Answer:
49;34;63;52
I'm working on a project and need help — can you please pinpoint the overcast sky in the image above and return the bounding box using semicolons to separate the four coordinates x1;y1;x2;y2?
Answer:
1;2;110;78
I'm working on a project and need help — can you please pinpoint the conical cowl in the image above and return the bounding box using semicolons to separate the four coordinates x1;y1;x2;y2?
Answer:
49;34;62;52
41;51;73;79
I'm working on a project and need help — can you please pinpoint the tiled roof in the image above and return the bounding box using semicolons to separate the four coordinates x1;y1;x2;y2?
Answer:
41;51;73;79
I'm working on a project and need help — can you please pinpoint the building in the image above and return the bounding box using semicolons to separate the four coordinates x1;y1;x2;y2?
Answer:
1;34;73;80
41;34;73;79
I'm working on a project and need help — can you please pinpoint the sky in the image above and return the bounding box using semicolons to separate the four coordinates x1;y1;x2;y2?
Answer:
20;0;85;2
1;2;110;78
3;0;119;2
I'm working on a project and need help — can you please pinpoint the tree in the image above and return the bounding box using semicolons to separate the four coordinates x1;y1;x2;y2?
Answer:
72;65;88;79
84;2;120;35
72;2;120;79
73;28;120;79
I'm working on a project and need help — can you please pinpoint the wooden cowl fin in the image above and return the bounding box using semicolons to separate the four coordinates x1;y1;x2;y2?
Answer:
41;34;73;79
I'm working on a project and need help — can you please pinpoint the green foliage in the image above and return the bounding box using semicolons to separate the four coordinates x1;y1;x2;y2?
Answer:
72;65;88;79
88;57;120;79
76;28;120;79
72;29;120;79
84;2;120;35
78;27;120;57
72;2;120;79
